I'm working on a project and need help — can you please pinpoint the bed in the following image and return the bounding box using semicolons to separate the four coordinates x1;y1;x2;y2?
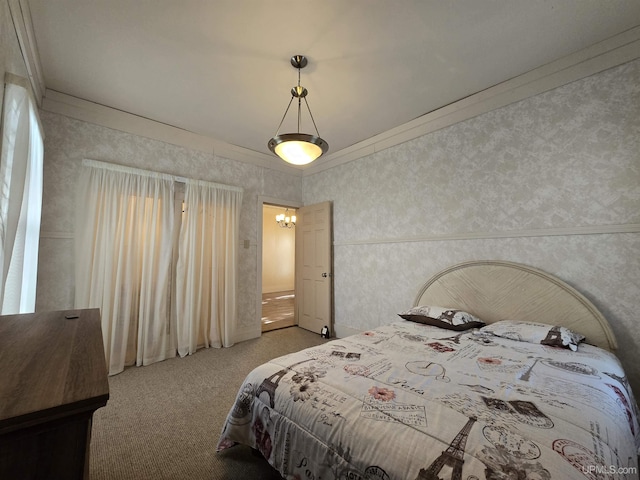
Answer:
217;261;639;479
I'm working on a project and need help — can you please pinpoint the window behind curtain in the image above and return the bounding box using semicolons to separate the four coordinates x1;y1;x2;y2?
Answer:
0;75;44;314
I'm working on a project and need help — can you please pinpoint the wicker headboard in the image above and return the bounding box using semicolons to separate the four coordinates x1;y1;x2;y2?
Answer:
414;260;617;351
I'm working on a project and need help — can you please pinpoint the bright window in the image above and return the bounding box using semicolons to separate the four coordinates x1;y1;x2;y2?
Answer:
0;75;44;314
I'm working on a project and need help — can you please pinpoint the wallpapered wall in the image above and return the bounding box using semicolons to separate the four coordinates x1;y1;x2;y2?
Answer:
20;1;638;393
35;111;302;341
303;59;640;393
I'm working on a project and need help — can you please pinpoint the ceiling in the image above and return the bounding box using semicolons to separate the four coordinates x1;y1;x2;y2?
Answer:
26;1;640;165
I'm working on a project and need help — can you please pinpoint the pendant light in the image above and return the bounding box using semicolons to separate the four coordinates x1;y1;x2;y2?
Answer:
275;208;296;228
268;55;328;166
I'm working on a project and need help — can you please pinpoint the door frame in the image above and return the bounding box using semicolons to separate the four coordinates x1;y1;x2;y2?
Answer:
256;196;302;332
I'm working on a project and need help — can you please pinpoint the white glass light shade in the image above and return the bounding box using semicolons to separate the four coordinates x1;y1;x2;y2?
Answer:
268;133;328;166
275;140;322;166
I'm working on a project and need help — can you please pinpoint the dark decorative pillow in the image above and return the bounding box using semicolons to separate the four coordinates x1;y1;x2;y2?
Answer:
398;306;485;331
480;320;585;351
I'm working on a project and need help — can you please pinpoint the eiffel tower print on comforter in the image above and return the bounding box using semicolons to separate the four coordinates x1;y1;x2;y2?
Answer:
217;321;640;480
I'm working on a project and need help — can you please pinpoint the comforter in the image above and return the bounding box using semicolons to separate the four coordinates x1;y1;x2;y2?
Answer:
218;321;640;479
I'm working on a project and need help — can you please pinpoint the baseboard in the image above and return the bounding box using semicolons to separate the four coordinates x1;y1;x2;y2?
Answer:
234;324;261;344
333;324;363;339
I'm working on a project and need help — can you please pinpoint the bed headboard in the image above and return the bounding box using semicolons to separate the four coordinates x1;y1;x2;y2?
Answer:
413;260;618;351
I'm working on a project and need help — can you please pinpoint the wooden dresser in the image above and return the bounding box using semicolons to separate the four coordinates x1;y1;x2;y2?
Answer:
0;309;109;479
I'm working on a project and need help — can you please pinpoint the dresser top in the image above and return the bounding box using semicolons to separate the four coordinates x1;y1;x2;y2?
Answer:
0;309;109;432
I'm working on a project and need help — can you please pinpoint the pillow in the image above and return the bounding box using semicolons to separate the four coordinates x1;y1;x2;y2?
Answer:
480;320;585;351
398;306;485;331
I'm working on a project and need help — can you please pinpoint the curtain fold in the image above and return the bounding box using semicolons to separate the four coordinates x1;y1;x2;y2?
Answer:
0;76;44;314
75;161;176;375
176;179;242;356
75;160;243;375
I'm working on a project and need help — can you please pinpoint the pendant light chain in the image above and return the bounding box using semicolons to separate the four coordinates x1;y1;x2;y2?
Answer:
304;97;321;137
267;54;329;165
296;63;302;134
297;94;301;134
273;96;294;136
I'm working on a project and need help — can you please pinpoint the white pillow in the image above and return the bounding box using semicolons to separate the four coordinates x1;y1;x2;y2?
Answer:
480;320;585;351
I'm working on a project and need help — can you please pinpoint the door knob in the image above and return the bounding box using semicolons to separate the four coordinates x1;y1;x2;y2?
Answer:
321;272;332;278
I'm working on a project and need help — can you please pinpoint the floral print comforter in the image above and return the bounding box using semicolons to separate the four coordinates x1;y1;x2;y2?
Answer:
217;321;640;479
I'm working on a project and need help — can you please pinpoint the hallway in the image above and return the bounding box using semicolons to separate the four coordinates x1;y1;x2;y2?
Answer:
261;290;295;331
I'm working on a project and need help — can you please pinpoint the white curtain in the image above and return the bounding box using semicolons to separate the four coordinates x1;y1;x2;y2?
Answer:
75;161;176;375
75;160;242;375
0;74;44;314
176;179;242;356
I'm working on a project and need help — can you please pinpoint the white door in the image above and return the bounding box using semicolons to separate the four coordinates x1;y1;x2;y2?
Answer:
295;201;332;335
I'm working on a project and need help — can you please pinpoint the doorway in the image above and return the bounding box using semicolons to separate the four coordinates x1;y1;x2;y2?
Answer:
261;204;297;332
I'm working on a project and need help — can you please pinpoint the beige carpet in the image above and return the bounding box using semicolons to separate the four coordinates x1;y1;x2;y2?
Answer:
90;327;327;480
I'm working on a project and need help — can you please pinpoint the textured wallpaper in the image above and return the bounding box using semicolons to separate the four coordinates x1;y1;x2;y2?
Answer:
36;112;302;340
35;58;639;392
303;60;640;392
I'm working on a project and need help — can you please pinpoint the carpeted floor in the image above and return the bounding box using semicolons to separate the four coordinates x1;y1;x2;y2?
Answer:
90;326;327;480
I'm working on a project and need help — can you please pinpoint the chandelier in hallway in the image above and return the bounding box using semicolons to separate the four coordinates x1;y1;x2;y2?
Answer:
275;208;296;228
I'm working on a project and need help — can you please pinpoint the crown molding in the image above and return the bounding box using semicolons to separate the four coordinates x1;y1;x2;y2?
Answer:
15;0;301;174
8;0;46;106
304;26;640;176
41;90;303;176
34;25;640;177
